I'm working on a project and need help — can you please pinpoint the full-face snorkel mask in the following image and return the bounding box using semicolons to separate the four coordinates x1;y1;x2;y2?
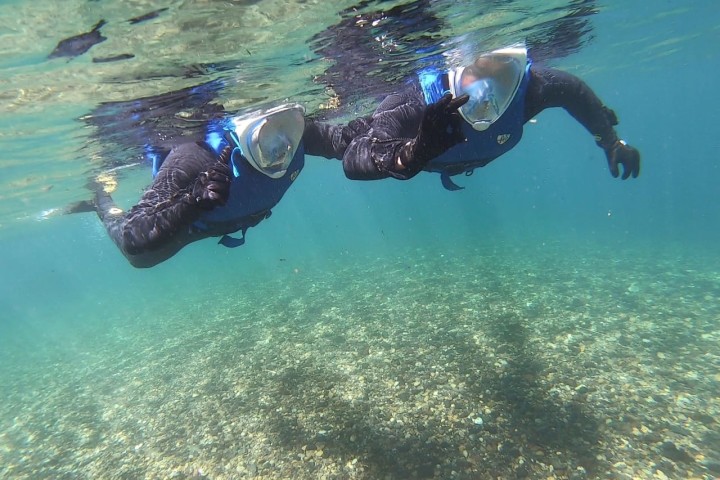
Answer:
448;45;528;131
227;104;305;179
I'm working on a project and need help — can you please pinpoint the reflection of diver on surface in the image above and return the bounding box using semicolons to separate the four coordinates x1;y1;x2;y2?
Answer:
337;44;640;189
310;0;599;110
82;79;227;172
310;0;445;108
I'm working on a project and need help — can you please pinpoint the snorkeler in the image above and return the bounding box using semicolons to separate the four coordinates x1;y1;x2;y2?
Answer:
82;105;316;268
81;105;307;268
337;44;641;190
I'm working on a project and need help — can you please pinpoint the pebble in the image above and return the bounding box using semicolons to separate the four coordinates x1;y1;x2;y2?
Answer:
574;384;589;395
654;469;668;480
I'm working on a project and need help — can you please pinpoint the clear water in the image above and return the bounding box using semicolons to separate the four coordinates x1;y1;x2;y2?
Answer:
1;1;719;479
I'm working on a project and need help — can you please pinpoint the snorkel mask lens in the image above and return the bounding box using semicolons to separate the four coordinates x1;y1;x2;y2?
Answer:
230;104;305;178
449;44;528;131
252;120;295;174
460;78;498;131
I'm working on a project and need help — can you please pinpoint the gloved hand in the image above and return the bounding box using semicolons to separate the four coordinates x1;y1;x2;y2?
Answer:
188;146;232;209
398;93;469;170
604;140;640;179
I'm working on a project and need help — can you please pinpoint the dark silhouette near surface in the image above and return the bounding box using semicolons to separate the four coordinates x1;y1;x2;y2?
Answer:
48;19;107;59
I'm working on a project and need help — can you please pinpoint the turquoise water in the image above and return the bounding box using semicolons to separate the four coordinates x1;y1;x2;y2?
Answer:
1;1;719;479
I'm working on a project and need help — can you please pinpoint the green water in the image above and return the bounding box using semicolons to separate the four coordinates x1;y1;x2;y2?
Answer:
1;1;719;479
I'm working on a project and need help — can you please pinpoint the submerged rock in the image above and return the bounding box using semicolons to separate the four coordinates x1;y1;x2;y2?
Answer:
659;441;694;464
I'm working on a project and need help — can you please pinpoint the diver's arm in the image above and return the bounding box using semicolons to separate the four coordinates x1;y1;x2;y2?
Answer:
525;66;640;179
524;66;620;147
343;92;468;180
341;92;428;180
95;143;231;267
303;116;372;160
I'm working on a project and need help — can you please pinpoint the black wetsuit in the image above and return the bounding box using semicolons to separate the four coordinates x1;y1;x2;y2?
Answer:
94;123;349;268
335;65;621;181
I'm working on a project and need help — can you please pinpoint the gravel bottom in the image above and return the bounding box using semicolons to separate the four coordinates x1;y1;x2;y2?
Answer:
1;242;719;480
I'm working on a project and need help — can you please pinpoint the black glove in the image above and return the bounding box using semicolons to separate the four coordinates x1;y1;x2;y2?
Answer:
187;146;232;209
398;93;469;170
604;140;640;179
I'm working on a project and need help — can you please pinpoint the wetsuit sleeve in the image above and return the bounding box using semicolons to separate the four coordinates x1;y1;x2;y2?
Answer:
302;117;371;160
95;142;224;266
340;91;426;180
524;66;620;148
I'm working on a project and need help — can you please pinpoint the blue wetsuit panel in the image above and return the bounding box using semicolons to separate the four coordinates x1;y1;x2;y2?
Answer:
196;143;304;228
